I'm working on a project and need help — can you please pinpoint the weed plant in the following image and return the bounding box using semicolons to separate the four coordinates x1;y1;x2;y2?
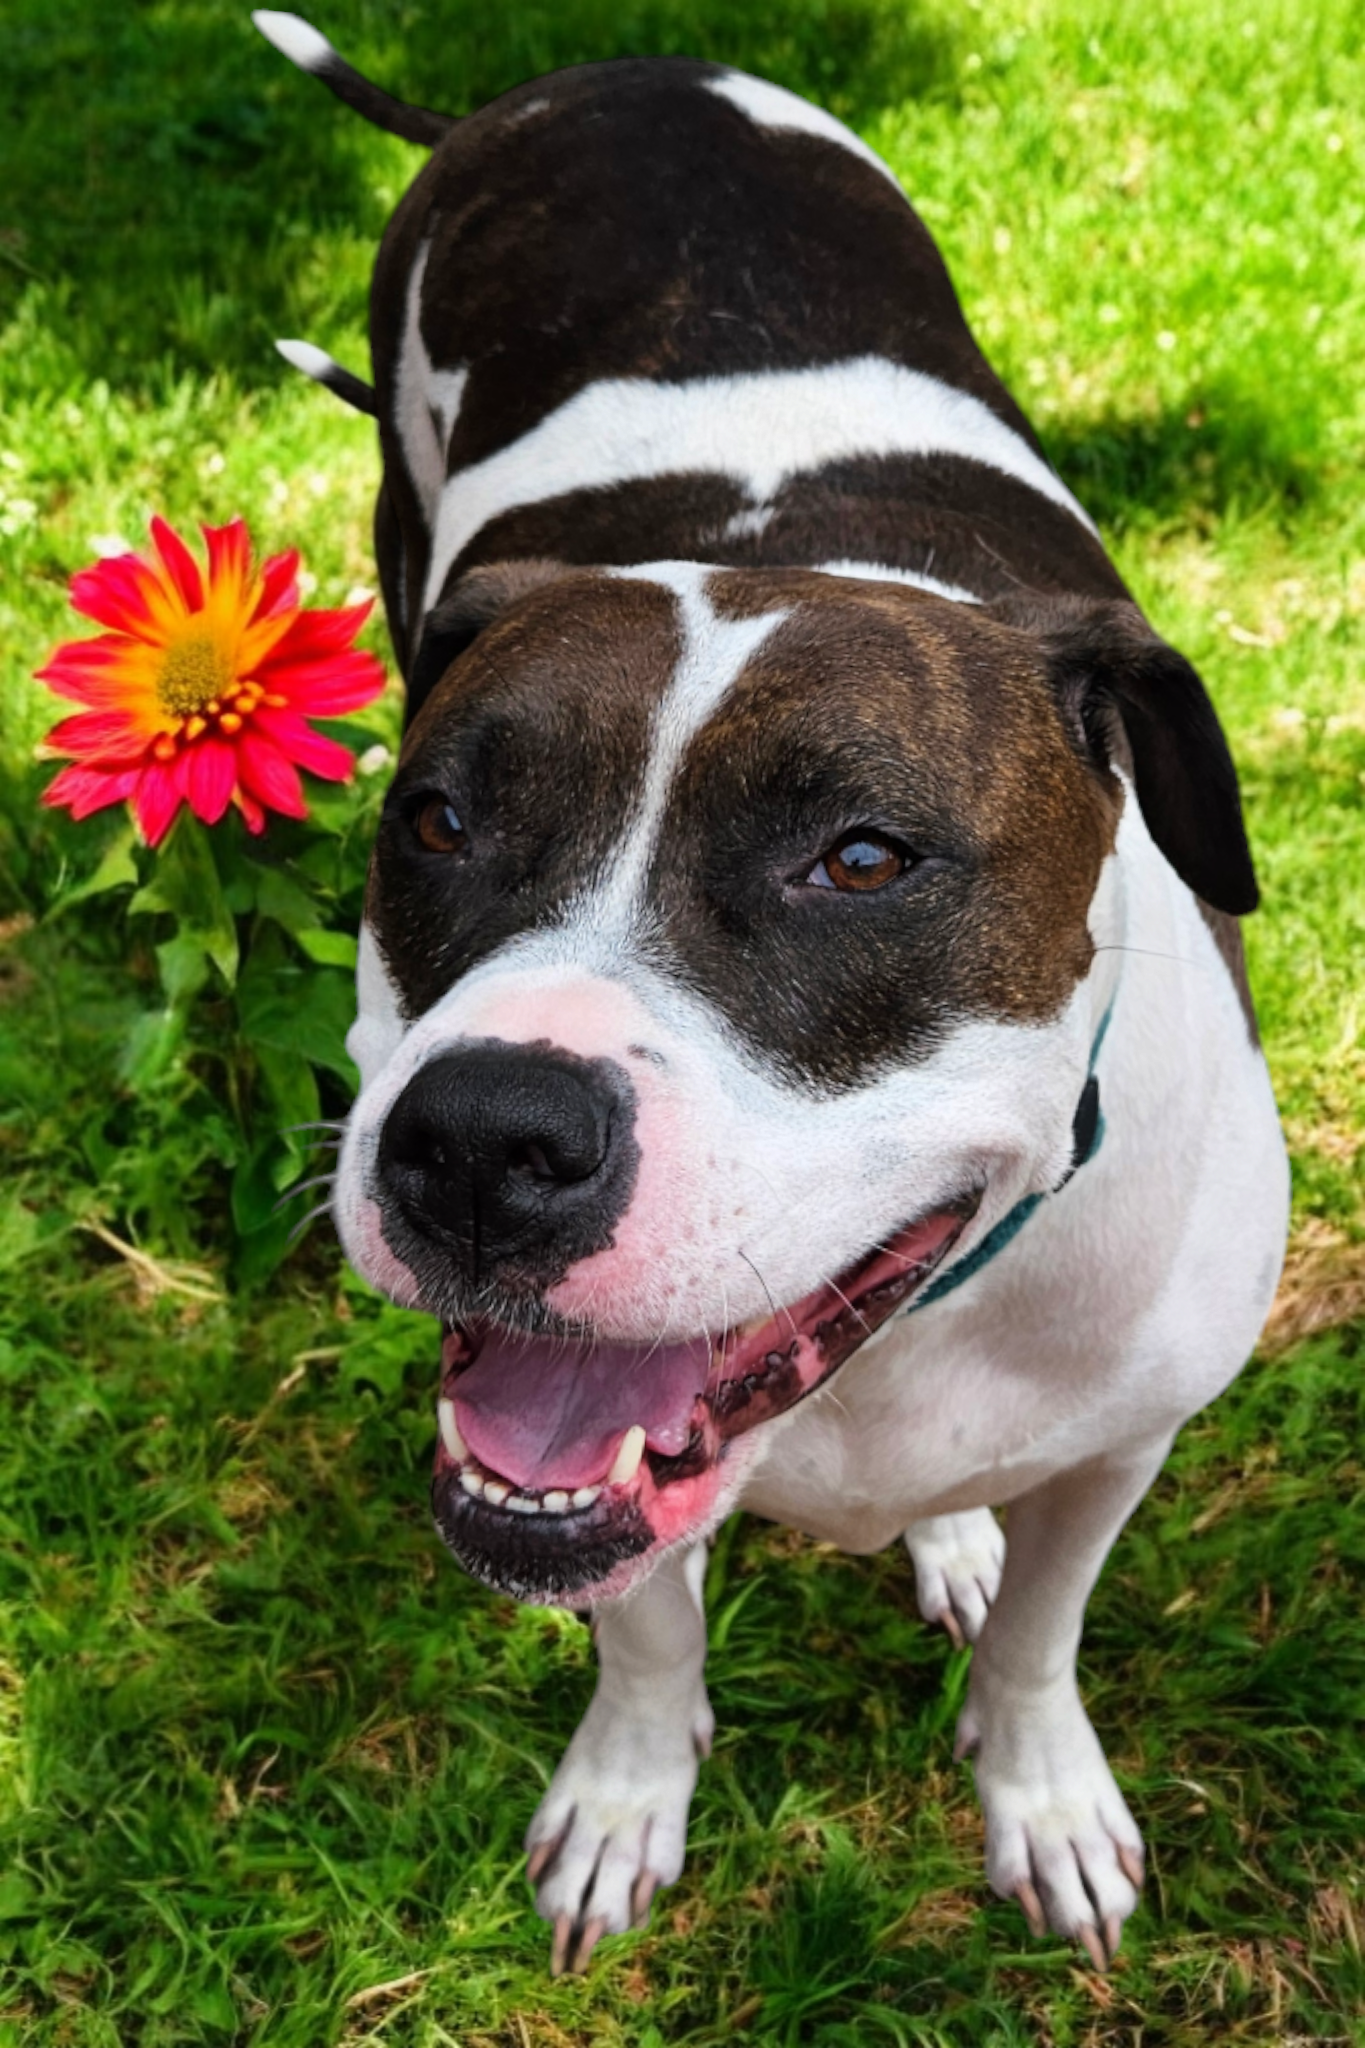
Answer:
0;0;1361;2042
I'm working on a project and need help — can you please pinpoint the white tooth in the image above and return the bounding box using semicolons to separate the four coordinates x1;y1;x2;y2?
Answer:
543;1490;570;1514
438;1398;466;1463
483;1480;509;1506
607;1424;647;1488
459;1469;484;1499
507;1493;540;1514
571;1486;601;1509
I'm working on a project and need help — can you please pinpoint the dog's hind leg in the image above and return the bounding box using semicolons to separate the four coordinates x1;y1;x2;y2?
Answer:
903;1507;1006;1647
954;1437;1171;1969
525;1542;713;1975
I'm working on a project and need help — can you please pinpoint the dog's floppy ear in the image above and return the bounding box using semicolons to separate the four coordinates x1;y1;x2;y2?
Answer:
990;593;1258;915
406;559;568;728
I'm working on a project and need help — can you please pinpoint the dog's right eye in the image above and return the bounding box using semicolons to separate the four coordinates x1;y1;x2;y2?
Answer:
412;796;468;855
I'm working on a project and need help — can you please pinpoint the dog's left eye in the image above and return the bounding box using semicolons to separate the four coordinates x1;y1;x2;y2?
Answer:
806;832;906;892
412;796;468;855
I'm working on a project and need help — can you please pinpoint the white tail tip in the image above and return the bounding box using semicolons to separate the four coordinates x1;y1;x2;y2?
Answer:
252;10;333;73
275;337;337;382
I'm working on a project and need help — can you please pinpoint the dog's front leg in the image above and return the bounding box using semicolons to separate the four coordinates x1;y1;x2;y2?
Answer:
525;1542;713;1974
956;1439;1171;1968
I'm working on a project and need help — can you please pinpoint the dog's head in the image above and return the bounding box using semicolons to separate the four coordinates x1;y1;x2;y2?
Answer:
334;561;1254;1603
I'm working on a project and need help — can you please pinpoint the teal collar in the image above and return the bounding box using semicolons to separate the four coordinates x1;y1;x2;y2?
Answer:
908;1004;1113;1315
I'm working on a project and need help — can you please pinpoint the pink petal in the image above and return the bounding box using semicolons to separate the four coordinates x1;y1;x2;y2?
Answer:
185;737;238;825
134;762;186;847
204;518;251;591
69;556;168;638
236;732;308;818
150;518;205;611
257;647;387;715
261;599;375;664
249;706;355;781
252;549;301;623
43;708;151;763
235;788;267;835
43;761;142;820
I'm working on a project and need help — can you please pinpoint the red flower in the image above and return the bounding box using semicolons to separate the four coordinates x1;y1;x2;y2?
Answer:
38;517;387;845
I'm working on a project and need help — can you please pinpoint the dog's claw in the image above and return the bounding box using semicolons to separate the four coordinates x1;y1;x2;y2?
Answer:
570;1913;609;1973
526;1840;553;1885
939;1607;966;1651
549;1911;573;1977
1103;1911;1123;1962
1078;1919;1109;1973
1014;1879;1046;1938
1117;1842;1144;1891
630;1870;660;1928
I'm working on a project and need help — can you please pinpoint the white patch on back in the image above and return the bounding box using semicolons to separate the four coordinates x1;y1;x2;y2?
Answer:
705;71;904;195
816;559;981;604
421;357;1097;611
396;244;469;521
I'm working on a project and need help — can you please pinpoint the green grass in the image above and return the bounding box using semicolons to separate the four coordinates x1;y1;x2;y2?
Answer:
1;0;1363;2041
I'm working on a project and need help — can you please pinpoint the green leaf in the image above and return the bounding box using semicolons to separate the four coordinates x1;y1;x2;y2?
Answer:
295;926;358;969
129;812;239;987
235;948;357;1087
154;930;210;1006
252;862;323;936
118;1005;187;1091
46;818;140;915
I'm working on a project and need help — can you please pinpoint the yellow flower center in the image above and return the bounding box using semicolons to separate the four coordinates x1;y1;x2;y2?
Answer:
156;625;238;718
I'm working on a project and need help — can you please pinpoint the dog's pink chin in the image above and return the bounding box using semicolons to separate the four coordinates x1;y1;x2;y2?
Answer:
434;1202;973;1583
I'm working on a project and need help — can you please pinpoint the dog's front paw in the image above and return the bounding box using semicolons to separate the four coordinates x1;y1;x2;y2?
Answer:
525;1685;713;1974
903;1508;1006;1647
957;1680;1143;1969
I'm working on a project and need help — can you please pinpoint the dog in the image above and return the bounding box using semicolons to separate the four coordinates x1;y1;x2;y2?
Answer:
255;12;1289;1978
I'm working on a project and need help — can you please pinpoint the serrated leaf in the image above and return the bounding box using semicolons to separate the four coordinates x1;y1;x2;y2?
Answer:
252;863;322;936
235;951;357;1087
46;818;140;914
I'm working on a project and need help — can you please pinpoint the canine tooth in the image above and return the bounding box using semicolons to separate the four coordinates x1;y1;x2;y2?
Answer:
483;1480;509;1506
507;1493;540;1514
571;1486;601;1509
459;1469;484;1499
437;1398;466;1463
607;1425;646;1488
543;1490;570;1514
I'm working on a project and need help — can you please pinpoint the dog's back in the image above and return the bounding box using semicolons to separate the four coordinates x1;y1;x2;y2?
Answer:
364;58;1125;686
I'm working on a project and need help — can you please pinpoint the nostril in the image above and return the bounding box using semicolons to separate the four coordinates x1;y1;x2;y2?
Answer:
375;1041;640;1278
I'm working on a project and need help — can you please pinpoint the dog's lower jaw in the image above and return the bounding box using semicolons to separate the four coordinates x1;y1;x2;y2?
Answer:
432;1430;757;1606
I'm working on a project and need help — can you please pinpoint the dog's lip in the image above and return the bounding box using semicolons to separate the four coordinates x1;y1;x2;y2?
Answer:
432;1191;979;1513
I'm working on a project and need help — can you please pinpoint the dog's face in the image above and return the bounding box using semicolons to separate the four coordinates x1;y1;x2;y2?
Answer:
333;561;1253;1603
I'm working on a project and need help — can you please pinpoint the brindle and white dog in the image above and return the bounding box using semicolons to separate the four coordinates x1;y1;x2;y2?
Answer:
255;13;1288;1977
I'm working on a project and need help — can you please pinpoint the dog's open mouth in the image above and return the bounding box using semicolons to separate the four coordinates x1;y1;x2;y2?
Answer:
431;1199;974;1599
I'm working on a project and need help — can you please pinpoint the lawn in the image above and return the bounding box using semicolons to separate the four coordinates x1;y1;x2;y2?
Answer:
1;0;1362;2042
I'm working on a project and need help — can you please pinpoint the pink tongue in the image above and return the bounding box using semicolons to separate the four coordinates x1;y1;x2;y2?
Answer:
452;1330;712;1491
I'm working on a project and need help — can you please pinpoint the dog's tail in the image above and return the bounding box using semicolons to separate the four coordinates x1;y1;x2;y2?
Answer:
252;11;454;147
274;339;376;415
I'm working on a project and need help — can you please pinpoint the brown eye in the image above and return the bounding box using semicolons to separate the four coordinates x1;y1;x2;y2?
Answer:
413;796;468;855
808;833;905;892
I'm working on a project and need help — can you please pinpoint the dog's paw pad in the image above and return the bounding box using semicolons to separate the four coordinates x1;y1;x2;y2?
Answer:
903;1508;1006;1646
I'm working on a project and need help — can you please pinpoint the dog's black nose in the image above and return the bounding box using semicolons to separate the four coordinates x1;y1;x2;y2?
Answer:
377;1042;639;1286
